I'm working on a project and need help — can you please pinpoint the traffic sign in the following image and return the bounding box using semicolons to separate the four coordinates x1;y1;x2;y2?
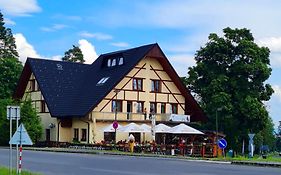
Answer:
9;124;33;145
113;121;118;129
217;138;227;149
7;106;20;120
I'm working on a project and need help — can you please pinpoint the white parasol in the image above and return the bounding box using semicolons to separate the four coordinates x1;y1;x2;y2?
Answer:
119;123;146;133
168;123;204;134
155;123;171;133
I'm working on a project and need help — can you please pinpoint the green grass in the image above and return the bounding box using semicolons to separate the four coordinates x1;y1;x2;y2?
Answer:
214;153;281;163
0;166;41;175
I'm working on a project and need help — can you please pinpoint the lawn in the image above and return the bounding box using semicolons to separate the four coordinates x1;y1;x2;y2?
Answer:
214;153;281;163
0;166;41;175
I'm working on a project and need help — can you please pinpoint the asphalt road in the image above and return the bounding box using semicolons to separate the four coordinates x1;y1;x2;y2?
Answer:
0;148;280;175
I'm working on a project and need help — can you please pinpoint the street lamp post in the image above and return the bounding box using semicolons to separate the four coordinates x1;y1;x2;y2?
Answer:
215;107;223;157
114;89;120;146
215;107;223;143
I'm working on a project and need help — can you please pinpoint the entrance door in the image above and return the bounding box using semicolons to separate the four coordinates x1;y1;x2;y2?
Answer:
127;101;132;119
46;129;50;141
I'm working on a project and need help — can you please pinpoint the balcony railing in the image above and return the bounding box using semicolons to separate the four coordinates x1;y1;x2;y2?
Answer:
92;111;190;122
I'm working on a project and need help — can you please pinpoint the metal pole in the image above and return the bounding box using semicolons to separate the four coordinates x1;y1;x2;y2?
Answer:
16;109;19;174
114;89;120;147
9;107;12;175
216;109;218;143
115;94;117;145
215;109;219;157
19;125;22;175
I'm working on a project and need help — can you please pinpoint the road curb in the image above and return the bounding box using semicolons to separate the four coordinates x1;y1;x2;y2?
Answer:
232;161;281;168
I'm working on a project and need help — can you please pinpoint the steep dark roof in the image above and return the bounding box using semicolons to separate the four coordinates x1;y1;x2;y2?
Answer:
14;43;156;117
14;43;207;121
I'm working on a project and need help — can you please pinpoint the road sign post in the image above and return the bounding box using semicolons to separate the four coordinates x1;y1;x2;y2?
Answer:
217;138;227;157
9;123;33;175
7;106;20;175
248;134;255;158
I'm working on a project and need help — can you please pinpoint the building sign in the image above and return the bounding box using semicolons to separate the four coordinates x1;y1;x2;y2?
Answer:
168;114;190;122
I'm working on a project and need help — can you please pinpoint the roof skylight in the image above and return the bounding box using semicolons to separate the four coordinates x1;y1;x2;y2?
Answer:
97;77;110;85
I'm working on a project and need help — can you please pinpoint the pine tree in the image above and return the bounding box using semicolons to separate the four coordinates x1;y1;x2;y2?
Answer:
62;45;85;63
0;11;22;99
0;12;18;59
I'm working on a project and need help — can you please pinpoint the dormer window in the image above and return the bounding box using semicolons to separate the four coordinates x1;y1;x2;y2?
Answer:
106;56;124;68
97;77;110;85
118;57;123;65
111;58;116;66
107;59;111;67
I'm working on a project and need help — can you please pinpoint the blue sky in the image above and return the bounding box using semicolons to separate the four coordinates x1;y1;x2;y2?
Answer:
1;0;280;129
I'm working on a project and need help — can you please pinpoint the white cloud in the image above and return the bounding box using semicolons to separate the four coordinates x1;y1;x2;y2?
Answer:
0;0;41;16
272;85;281;103
41;24;68;32
79;31;112;40
258;37;281;52
258;37;281;68
110;42;129;48
169;54;196;68
78;39;98;64
167;54;196;76
14;33;40;63
3;18;16;25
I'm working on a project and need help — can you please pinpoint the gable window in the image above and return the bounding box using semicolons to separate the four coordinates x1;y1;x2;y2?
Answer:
133;78;143;91
111;58;116;66
73;128;79;142
97;77;110;85
81;129;87;142
118;57;124;65
112;100;122;112
171;103;178;114
41;100;46;113
136;101;144;113
150;102;157;114
30;79;36;91
161;103;166;114
151;80;161;92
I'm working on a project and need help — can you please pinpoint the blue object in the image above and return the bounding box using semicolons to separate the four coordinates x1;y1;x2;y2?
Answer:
9;124;33;145
218;138;227;149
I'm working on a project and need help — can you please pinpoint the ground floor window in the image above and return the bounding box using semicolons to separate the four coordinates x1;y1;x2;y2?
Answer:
104;132;115;143
46;129;50;141
73;128;79;142
81;129;87;142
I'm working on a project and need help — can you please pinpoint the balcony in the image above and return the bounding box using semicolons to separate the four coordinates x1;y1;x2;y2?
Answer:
92;112;190;123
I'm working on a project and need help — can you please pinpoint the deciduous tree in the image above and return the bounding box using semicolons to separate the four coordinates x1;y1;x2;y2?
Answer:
20;99;43;143
186;27;274;151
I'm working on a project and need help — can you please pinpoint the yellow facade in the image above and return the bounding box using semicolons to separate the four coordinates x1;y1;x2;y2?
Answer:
24;56;188;144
